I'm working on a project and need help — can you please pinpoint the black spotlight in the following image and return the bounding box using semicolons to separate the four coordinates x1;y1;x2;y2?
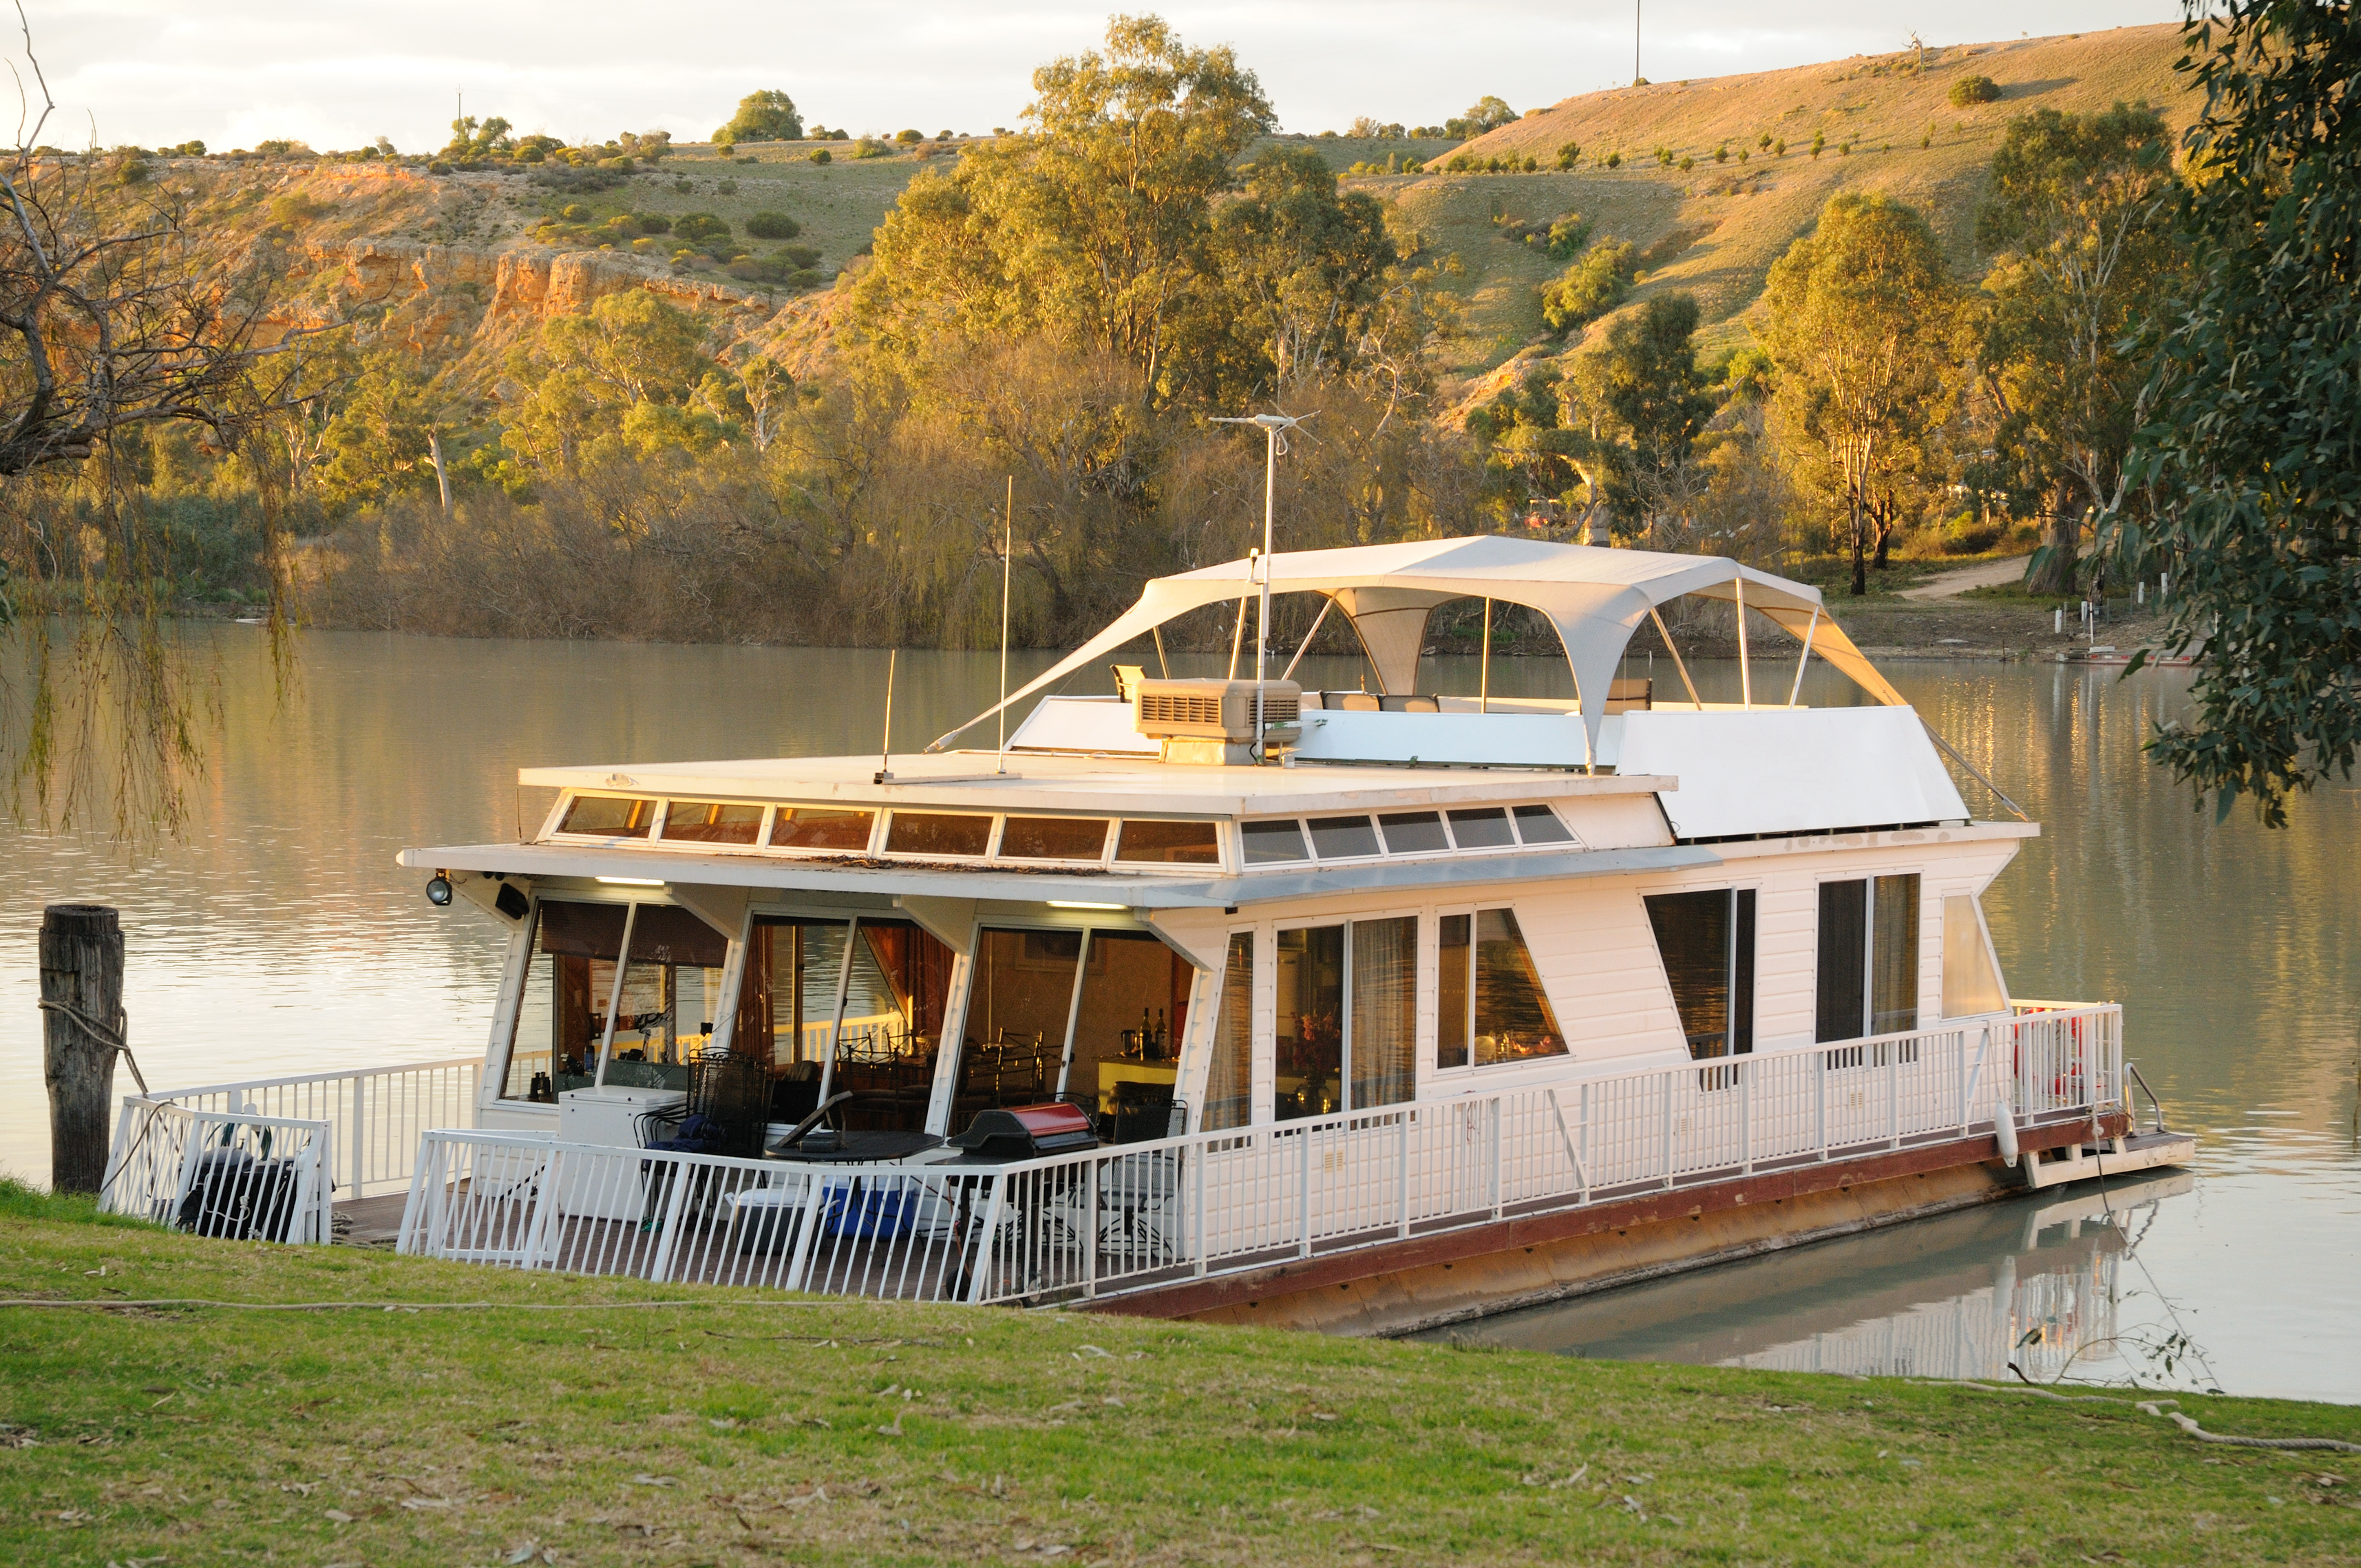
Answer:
425;874;454;907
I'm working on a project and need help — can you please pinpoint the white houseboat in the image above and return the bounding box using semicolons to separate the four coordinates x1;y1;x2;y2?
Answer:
101;538;2192;1333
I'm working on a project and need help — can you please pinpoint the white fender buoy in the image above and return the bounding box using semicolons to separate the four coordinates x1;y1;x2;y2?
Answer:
1994;1099;2020;1162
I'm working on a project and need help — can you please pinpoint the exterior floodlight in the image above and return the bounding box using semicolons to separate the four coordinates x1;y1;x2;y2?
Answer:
425;873;454;907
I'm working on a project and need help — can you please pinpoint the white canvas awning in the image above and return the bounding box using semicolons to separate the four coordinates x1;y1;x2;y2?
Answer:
929;536;1903;759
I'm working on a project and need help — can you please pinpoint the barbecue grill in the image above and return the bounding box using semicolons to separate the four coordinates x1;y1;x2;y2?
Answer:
946;1102;1101;1161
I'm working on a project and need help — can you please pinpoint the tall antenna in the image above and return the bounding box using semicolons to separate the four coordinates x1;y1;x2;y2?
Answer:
1209;410;1317;761
874;648;898;783
1634;0;1642;85
997;476;1013;773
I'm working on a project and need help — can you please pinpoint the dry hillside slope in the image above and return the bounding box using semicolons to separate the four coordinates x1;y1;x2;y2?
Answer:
1348;23;2194;411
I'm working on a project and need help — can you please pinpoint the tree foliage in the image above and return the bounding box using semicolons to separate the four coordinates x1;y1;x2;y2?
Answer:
714;89;803;147
1974;102;2183;595
1763;194;1966;594
2119;0;2361;825
1539;240;1634;332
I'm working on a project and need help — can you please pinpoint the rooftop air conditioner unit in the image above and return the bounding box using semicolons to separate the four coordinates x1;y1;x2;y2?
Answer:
1134;677;1300;764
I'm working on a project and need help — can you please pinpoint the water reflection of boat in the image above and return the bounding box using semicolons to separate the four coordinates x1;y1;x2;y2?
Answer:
1420;1170;2193;1383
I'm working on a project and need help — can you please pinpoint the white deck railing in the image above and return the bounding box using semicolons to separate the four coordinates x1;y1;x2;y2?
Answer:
103;1056;483;1205
395;1005;2119;1304
98;1104;336;1244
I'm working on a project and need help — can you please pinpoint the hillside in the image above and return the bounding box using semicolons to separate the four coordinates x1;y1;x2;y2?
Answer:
1335;23;2194;405
180;23;2194;417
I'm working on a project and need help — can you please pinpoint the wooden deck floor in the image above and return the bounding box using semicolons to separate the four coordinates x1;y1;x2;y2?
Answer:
333;1193;410;1247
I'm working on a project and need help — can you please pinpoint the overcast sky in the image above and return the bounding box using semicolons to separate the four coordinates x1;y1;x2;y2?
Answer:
22;1;2184;153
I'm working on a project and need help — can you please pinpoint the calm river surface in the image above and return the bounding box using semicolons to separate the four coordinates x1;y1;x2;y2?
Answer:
2;629;2354;1401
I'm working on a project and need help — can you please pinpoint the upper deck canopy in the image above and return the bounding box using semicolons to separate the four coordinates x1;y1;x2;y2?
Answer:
930;536;1903;758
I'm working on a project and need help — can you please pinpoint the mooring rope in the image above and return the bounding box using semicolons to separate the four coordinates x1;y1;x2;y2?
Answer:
35;997;148;1094
1940;1379;2361;1454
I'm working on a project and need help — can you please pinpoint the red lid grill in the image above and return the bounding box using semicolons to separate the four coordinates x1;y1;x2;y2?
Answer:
949;1102;1101;1160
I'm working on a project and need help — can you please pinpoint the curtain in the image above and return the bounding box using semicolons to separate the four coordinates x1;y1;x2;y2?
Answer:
1203;933;1255;1131
1349;917;1417;1108
1871;874;1921;1035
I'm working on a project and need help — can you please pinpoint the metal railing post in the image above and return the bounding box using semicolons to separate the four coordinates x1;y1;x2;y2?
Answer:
1740;1061;1753;1175
1083;1158;1100;1300
1192;1144;1209;1278
1889;1044;1901;1149
1816;1057;1828;1161
350;1074;367;1196
1299;1130;1314;1259
783;1176;829;1295
1660;1072;1675;1188
645;1153;696;1284
1489;1097;1505;1220
1397;1110;1412;1238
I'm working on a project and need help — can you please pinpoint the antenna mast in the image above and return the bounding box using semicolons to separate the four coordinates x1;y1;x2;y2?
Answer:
1209;410;1317;761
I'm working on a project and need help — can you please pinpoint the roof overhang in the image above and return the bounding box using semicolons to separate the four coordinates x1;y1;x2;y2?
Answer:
395;840;1722;911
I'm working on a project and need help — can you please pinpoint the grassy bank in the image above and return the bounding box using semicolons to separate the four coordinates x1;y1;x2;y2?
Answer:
3;1196;2355;1566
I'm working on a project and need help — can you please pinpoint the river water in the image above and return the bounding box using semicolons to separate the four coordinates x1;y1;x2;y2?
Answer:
2;629;2353;1401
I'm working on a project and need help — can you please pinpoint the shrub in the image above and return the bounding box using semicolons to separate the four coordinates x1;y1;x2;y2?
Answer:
1546;211;1592;259
1555;140;1581;170
716;178;737;195
747;211;801;240
1948;74;2000;107
854;138;893;159
1523;155;1538;171
779;244;822;270
1679;155;1694;172
673;212;732;243
560;202;591;222
632;213;671;234
809;148;832;165
895;128;923;144
1810;131;1826;158
1773;139;1786;157
1713;145;1728;163
1540;238;1637;332
1603;151;1622;169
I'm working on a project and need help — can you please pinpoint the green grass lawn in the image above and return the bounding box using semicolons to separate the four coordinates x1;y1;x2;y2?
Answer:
3;1187;2355;1566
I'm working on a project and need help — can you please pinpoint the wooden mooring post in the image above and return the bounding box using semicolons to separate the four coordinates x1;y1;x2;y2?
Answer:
39;904;126;1195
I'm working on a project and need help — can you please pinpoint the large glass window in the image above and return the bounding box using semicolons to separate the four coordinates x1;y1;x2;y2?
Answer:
736;916;953;1132
1940;894;2008;1018
1062;931;1192;1136
1437;909;1569;1069
1241;819;1309;864
1275;917;1417;1120
1816;874;1922;1042
503;900;728;1101
952;929;1082;1130
1203;933;1255;1132
1644;889;1757;1061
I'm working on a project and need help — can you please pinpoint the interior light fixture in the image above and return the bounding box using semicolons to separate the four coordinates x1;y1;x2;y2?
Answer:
595;876;666;887
1048;900;1126;911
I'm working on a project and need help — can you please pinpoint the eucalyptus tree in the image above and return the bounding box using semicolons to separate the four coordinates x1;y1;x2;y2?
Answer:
1762;194;1967;595
2123;0;2360;826
1973;103;2183;596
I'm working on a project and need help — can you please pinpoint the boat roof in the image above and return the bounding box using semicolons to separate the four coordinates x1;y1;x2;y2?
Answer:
931;536;1903;756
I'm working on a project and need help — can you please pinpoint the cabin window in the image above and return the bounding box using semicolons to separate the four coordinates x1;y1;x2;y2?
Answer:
558;794;656;838
951;929;1083;1129
1815;875;1922;1043
1940;894;2009;1018
1512;804;1575;844
503;900;728;1101
1437;908;1569;1069
1644;889;1757;1063
1203;933;1255;1131
770;807;874;851
885;812;993;857
1240;818;1309;865
658;800;765;846
998;816;1111;861
1377;811;1448;854
1061;930;1192;1136
737;916;951;1132
1446;807;1515;848
1275;917;1418;1118
1307;814;1381;860
1114;819;1221;865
